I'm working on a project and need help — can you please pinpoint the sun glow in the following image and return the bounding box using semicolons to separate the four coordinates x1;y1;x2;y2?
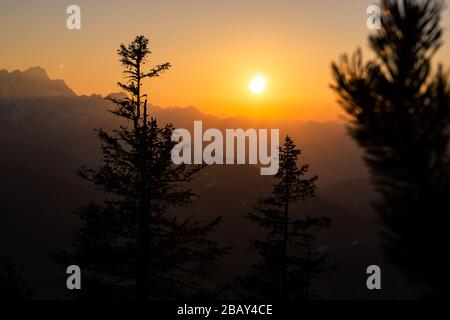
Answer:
249;75;266;94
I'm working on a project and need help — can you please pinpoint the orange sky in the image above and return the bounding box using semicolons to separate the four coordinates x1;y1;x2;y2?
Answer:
1;0;450;121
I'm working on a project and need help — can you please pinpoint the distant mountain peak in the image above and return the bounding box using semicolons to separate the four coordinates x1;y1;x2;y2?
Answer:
0;67;75;99
22;66;50;80
106;92;128;100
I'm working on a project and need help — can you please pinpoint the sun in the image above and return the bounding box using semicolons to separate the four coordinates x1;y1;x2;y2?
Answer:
249;75;266;94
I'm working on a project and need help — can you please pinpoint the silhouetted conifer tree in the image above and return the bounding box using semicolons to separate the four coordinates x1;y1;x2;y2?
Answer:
239;136;334;300
55;35;228;300
332;0;450;297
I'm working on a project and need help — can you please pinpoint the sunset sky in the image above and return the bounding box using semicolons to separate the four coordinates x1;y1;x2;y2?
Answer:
1;0;450;120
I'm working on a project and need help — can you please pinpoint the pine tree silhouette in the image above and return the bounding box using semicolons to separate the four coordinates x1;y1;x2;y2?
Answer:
332;0;450;296
238;136;334;300
54;35;228;300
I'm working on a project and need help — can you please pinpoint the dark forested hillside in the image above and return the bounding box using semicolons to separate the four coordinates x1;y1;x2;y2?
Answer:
0;68;411;299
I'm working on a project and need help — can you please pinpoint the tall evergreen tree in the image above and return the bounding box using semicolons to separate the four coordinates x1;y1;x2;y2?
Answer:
331;0;450;296
55;35;228;300
240;136;334;300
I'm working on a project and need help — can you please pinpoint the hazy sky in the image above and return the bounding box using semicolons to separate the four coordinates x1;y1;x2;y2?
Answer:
1;0;450;120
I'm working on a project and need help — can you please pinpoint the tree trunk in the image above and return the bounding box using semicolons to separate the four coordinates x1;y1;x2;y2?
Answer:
281;187;289;300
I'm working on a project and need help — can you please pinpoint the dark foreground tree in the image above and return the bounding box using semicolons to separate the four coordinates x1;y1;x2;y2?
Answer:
54;35;228;300
332;0;450;297
0;257;33;300
239;136;334;300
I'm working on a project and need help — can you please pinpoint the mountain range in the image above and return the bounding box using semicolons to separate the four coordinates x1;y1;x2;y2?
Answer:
0;67;413;299
0;67;75;99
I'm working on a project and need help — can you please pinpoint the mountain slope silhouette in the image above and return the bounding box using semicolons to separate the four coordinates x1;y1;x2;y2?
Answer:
0;67;414;299
0;67;75;98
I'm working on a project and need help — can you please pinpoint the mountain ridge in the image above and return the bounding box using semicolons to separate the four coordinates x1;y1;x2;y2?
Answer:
0;67;368;185
0;66;75;98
